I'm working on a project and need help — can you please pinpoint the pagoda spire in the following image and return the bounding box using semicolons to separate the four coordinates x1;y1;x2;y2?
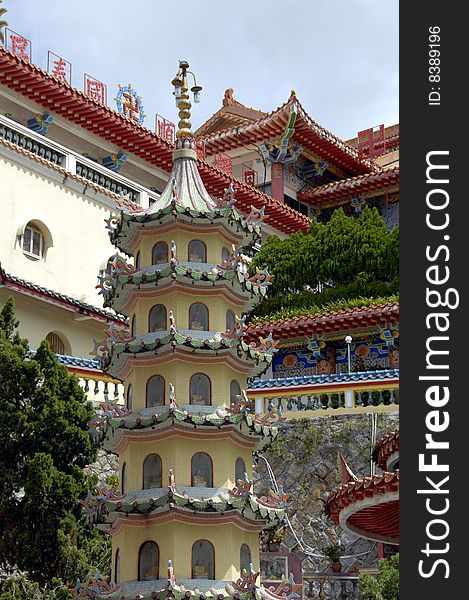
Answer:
0;1;8;46
149;60;216;213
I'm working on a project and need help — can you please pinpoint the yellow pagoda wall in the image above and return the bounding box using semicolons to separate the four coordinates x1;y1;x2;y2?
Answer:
137;230;236;266
113;521;260;582
131;292;243;334
119;435;253;491
124;362;246;410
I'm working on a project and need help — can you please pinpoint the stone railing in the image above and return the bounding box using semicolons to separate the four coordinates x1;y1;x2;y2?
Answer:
78;376;124;406
303;573;360;600
55;354;124;406
247;370;399;417
0;113;159;208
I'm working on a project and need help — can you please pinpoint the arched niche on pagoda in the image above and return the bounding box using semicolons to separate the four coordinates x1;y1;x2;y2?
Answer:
190;373;211;406
138;541;159;581
146;375;165;407
123;364;246;412
143;454;163;489
149;304;167;332
191;452;213;487
192;539;215;579
240;544;251;574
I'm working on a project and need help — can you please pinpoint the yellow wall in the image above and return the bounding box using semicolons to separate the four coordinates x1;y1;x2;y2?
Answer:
138;230;233;267
120;435;252;491
0;288;106;356
132;291;242;335
125;361;246;410
113;520;260;583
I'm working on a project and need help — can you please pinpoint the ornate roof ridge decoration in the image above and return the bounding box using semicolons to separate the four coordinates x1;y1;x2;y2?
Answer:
372;429;400;471
194;88;267;137
107;195;265;256
247;368;399;391
298;166;399;205
91;324;277;379
82;475;287;528
0;48;310;234
0;263;126;325
70;562;301;600
325;470;399;545
325;470;399;509
197;90;379;176
247;301;400;339
97;251;271;312
89;396;281;447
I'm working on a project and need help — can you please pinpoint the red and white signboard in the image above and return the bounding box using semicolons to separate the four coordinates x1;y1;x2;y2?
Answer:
47;51;72;85
5;28;31;62
357;124;386;160
242;163;258;186
84;74;107;105
155;114;175;144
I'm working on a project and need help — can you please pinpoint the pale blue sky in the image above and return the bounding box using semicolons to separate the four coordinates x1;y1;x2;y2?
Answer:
5;0;398;139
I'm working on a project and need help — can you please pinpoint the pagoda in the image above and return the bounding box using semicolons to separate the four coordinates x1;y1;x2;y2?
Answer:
84;61;294;600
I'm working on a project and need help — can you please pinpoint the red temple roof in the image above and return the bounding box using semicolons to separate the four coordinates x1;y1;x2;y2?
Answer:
197;91;379;177
246;302;399;341
0;49;310;234
325;471;399;545
372;429;400;472
298;167;399;207
195;88;267;137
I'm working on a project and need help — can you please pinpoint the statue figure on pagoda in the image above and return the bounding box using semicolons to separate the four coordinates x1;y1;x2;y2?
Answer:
81;60;295;600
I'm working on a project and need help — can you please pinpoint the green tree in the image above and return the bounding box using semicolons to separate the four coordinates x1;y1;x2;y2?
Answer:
359;553;399;600
0;297;106;588
251;207;399;317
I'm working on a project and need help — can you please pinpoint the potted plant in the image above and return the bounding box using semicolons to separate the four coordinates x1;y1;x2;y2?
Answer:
323;544;342;573
268;528;286;552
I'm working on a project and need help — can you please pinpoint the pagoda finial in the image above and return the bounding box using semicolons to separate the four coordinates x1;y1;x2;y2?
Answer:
171;60;202;140
0;1;8;46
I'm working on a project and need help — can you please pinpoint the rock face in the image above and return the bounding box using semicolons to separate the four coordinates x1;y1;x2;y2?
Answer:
86;412;399;573
85;449;119;484
253;412;399;573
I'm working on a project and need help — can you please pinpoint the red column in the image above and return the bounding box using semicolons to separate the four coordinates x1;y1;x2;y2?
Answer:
271;163;284;203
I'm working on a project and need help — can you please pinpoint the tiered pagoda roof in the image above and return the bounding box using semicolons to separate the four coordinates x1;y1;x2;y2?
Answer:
195;88;267;137
196;90;378;177
0;263;125;325
372;429;400;471
246;301;399;343
92;402;281;454
94;326;276;381
0;48;310;234
297;166;399;208
325;430;400;545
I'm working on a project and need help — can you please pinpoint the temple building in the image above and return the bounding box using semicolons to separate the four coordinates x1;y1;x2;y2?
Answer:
83;61;298;600
325;429;400;554
196;89;399;227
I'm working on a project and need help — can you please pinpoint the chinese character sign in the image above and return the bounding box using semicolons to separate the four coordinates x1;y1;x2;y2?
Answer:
213;152;233;175
115;84;146;125
47;51;71;85
155;114;175;144
357;125;386;160
5;28;31;62
84;74;107;105
242;163;258;186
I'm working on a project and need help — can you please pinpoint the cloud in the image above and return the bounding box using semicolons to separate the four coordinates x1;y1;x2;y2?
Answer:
6;0;398;139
